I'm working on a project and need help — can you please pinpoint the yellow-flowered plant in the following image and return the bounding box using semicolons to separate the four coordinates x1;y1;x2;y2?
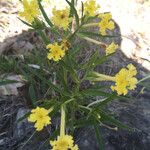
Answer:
28;107;51;131
98;13;115;35
50;135;78;150
87;64;138;95
19;0;40;23
105;42;119;55
111;64;138;95
19;0;140;149
51;7;71;30
47;43;65;61
84;0;100;16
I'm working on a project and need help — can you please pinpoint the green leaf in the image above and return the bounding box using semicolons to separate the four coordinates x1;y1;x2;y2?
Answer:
87;94;117;108
0;80;19;86
29;84;37;106
39;129;59;149
69;0;75;17
80;89;113;97
78;31;119;39
93;54;111;67
37;0;53;27
74;118;93;129
93;121;104;150
61;56;79;84
99;110;133;131
37;29;49;45
82;50;99;70
81;1;84;21
17;112;30;122
70;46;81;57
29;68;62;95
66;0;79;27
94;94;118;107
138;74;150;84
56;67;68;91
18;17;33;28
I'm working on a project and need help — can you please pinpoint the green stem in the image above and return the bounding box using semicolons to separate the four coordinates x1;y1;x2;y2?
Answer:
83;23;99;27
138;74;150;84
37;0;53;27
37;30;49;45
87;72;116;82
78;36;106;46
95;73;116;81
60;104;66;136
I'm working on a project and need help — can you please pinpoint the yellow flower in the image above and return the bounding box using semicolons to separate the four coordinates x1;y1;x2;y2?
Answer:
105;42;119;55
51;7;71;30
84;0;100;16
28;107;51;131
61;39;71;51
111;64;138;95
50;135;78;150
47;43;65;61
98;13;115;35
19;0;40;23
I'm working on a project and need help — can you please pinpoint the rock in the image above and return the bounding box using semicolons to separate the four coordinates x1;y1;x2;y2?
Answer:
77;128;99;150
0;74;25;96
0;139;4;146
13;108;32;138
12;40;34;55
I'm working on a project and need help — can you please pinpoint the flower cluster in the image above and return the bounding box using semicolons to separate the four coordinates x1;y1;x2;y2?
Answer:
19;0;40;23
47;43;66;61
87;63;138;95
28;107;51;131
52;7;71;30
84;0;100;16
105;42;119;55
98;13;115;35
50;135;78;150
111;64;138;95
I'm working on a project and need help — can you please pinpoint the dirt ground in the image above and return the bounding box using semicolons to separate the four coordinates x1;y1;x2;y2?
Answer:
0;0;150;150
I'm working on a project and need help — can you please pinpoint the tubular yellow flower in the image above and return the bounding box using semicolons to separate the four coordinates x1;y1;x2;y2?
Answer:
84;0;100;17
98;13;115;35
50;135;79;150
47;43;65;61
51;7;71;30
28;107;51;131
105;42;119;55
111;64;138;95
19;0;40;23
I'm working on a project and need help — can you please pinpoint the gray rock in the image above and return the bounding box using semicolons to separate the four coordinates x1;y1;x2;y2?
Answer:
13;108;32;138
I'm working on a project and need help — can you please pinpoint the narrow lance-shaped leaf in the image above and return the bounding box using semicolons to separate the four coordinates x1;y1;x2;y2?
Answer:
93;120;104;150
99;109;134;131
0;80;19;86
66;0;79;27
80;88;113;97
18;17;34;28
29;83;37;106
37;29;49;45
25;65;63;95
78;31;119;39
37;0;53;27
